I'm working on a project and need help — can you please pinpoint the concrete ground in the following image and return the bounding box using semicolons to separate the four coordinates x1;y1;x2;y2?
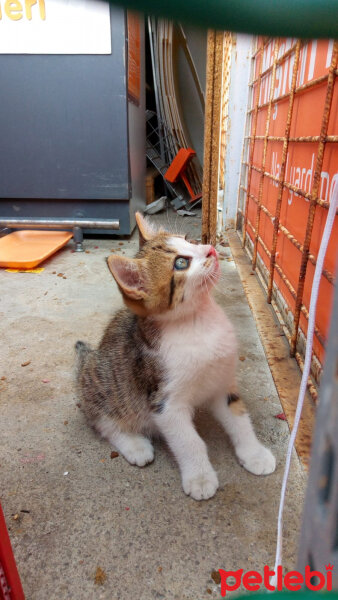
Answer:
0;209;306;599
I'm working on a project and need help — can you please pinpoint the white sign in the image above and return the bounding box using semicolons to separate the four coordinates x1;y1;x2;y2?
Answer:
0;0;111;54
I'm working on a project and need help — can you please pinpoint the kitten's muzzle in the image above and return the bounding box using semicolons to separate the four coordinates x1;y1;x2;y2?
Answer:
207;246;218;259
206;246;219;271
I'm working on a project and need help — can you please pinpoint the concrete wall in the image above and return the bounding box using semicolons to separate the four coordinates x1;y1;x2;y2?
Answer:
222;34;253;226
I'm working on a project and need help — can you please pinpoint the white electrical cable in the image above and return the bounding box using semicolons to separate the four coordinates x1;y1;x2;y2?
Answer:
271;182;338;586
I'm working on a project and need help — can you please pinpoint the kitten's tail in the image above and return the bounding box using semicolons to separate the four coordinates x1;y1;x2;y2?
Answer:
75;340;91;369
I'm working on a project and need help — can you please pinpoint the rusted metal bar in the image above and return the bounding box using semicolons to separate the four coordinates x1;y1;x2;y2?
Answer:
242;44;263;248
246;203;326;347
244;211;326;348
240;204;328;340
251;45;261;60
241;189;335;285
290;40;338;356
239;207;327;365
245;162;333;209
249;41;300;87
294;352;319;403
315;197;333;209
246;217;272;261
253;198;334;294
278;223;335;284
245;135;338;143
239;216;324;380
289;135;338;142
252;39;280;270
268;40;301;303
249;38;266;63
276;268;326;347
245;216;258;238
247;71;331;115
252;164;311;198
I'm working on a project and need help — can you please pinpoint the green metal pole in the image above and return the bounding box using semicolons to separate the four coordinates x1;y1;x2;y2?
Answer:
109;0;338;38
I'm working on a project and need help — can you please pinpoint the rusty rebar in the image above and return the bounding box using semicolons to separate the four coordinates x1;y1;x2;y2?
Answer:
252;40;280;270
245;162;334;209
290;40;338;356
245;135;338;143
294;352;318;403
267;40;301;303
249;41;300;88
244;199;326;346
278;223;335;284
241;187;335;286
247;219;326;347
247;71;331;115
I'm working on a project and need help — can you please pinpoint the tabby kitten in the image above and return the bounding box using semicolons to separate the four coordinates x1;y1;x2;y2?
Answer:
75;213;275;500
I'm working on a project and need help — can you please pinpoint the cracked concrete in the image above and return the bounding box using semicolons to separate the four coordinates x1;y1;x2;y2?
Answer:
0;209;306;599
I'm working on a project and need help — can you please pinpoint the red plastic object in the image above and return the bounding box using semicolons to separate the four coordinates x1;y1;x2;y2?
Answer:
164;148;202;203
0;505;25;600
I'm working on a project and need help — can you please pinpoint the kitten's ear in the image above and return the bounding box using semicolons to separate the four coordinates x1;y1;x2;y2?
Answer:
107;255;147;300
135;212;157;248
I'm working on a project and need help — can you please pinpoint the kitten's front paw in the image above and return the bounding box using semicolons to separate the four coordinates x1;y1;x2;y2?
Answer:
182;469;219;501
122;437;154;467
237;443;276;475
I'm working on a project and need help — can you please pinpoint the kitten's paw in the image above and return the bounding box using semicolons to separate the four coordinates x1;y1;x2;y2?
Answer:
182;469;219;501
121;437;154;467
237;443;276;475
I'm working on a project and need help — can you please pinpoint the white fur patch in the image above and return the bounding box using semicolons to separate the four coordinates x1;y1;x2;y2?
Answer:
151;260;276;497
96;416;154;467
212;400;276;475
158;298;238;406
167;236;209;257
164;236;220;307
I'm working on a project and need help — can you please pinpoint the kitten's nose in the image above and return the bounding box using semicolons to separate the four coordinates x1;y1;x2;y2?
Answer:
207;246;217;258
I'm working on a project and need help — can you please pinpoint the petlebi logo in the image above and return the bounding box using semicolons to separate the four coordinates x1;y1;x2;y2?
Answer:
218;563;334;596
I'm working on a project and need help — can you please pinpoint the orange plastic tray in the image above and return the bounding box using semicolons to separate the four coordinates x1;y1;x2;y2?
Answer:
0;230;73;269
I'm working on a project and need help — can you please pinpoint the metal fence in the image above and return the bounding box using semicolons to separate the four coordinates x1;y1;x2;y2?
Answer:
237;37;338;402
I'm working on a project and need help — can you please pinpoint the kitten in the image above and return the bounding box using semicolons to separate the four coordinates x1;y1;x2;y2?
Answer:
75;213;275;501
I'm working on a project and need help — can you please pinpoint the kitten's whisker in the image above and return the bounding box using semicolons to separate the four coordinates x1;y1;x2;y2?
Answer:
174;212;179;237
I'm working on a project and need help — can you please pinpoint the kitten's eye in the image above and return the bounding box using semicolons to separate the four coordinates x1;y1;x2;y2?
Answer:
174;257;190;270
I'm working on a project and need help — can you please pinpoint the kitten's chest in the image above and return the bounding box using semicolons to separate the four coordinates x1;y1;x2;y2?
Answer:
159;305;237;401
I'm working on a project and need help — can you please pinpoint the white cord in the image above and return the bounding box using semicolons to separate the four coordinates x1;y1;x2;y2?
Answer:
271;182;338;586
